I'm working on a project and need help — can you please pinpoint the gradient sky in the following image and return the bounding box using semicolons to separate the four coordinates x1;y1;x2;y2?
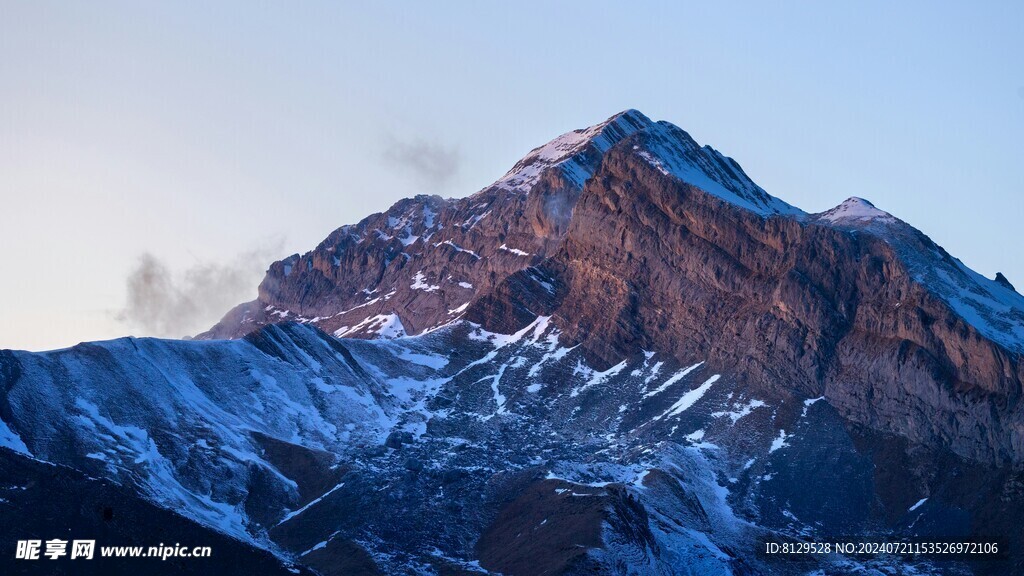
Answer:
2;1;1022;351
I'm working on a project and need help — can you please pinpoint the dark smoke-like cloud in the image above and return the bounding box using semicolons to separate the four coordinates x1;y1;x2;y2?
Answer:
383;136;460;191
118;245;280;338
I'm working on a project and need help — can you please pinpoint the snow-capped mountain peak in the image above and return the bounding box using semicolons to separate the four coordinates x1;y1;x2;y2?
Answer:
494;109;653;192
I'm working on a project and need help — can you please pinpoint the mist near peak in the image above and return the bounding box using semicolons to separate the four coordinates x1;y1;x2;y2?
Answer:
117;245;281;339
383;136;461;192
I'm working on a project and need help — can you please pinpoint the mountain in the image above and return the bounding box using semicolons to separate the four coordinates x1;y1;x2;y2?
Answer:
3;110;1024;575
200;110;653;341
206;109;1024;465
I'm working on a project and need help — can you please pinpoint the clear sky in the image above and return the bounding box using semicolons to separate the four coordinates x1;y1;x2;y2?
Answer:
2;1;1022;351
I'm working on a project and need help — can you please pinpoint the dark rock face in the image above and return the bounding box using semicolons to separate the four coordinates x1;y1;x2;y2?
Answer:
475;479;618;576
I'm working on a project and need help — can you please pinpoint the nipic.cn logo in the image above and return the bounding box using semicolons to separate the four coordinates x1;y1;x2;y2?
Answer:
15;540;211;561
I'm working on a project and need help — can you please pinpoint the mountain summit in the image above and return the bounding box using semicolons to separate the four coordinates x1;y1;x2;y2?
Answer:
4;110;1024;575
200;110;806;341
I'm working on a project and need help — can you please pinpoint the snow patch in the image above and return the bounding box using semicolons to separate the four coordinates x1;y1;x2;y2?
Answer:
644;362;703;398
571;360;628;397
769;429;791;453
0;417;30;456
711;399;766;424
410;271;440;292
499;244;530;256
277;482;346;526
435;240;480;259
801;396;825;417
335;314;406;338
653;375;720;421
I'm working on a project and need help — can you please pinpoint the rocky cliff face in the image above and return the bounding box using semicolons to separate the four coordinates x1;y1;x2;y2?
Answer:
204;109;1024;464
353;119;1008;471
200;110;652;340
468;127;1024;464
4;109;1024;575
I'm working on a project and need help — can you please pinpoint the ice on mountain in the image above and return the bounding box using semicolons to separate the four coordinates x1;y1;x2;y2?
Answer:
925;261;1024;353
335;314;406;338
394;347;449;369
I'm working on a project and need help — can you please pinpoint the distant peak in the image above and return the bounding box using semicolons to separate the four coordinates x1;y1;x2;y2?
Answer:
818;197;896;224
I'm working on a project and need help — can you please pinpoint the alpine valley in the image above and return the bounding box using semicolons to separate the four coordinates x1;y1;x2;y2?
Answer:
3;110;1024;575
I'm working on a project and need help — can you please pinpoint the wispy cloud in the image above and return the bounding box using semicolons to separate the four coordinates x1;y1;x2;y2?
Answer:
383;136;460;191
117;244;281;338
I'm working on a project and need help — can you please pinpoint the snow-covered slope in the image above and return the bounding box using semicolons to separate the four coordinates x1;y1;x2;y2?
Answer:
4;316;1009;574
633;121;804;216
0;323;442;544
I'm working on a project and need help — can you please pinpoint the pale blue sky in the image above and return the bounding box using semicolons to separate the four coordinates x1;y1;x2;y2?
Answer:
2;1;1022;350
